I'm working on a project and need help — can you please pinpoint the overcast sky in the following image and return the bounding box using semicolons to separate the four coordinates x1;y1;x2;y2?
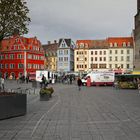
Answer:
26;0;137;44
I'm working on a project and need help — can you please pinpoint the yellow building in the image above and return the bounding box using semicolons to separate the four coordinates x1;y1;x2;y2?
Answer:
42;41;58;72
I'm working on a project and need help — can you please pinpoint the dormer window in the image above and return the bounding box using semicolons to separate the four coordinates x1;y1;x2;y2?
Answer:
80;43;84;48
122;42;126;47
114;42;117;47
110;43;113;47
127;42;131;47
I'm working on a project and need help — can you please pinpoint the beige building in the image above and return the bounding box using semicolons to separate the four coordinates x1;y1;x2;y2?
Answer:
74;40;91;72
74;37;134;73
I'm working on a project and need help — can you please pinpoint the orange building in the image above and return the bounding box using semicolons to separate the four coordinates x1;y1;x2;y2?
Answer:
0;34;45;79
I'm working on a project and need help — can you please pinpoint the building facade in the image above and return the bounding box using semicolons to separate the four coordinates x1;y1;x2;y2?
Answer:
42;41;58;72
74;37;134;73
57;38;75;72
134;0;140;70
75;40;91;72
107;37;134;73
0;34;44;79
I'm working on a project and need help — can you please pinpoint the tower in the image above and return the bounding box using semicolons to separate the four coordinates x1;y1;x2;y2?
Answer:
138;0;140;13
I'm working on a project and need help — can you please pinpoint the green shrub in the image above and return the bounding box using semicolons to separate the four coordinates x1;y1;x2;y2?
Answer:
40;87;54;95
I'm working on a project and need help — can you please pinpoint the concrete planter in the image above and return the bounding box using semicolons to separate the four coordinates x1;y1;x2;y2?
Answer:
0;93;27;120
40;94;50;101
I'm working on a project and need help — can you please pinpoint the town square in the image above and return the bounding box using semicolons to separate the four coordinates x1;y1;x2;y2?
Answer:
0;0;140;140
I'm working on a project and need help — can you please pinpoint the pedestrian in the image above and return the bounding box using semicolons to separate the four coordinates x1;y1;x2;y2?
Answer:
138;82;140;94
86;76;91;87
0;77;5;91
77;77;82;91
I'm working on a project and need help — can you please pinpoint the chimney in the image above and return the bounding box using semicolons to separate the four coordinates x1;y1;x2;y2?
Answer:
54;40;57;43
48;41;51;44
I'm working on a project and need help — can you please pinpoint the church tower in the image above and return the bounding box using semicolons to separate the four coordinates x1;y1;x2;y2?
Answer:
134;0;140;70
138;0;140;13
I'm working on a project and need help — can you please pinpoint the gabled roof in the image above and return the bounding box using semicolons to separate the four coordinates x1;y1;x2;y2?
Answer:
0;35;41;51
42;43;58;52
58;38;71;46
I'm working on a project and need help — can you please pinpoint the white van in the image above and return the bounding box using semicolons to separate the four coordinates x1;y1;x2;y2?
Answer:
81;71;115;86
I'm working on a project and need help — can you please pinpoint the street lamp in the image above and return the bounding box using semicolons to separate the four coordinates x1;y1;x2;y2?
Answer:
24;49;27;77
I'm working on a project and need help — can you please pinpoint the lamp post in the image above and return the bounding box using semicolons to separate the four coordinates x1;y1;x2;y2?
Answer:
24;48;27;77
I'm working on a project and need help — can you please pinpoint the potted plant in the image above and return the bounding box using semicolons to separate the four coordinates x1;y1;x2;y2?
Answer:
39;87;54;101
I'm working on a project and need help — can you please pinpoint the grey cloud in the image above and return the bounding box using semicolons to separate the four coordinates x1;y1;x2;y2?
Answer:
26;0;137;44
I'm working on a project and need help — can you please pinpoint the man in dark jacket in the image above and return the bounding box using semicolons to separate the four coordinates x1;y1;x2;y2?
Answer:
77;77;82;91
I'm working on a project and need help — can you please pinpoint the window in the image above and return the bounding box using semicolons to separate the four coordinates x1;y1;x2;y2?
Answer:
121;64;123;68
91;51;93;55
127;42;131;46
115;64;118;68
109;56;112;61
100;51;102;55
109;64;112;69
5;54;8;59
85;65;87;68
93;64;98;68
10;54;14;59
5;64;8;69
110;43;113;47
100;57;102;61
0;64;4;69
127;50;130;54
121;56;124;61
10;64;15;69
64;50;68;55
77;57;79;61
95;57;97;61
127;64;130;69
18;64;24;68
28;64;32;69
95;51;97;55
109;50;112;54
85;58;87;61
115;56;118;61
18;54;23;59
91;57;93;61
104;57;106;61
126;56;130;61
59;50;63;55
115;50;118;54
114;42;118;47
104;51;106;55
122;42;126;47
99;64;106;68
121;50;123;54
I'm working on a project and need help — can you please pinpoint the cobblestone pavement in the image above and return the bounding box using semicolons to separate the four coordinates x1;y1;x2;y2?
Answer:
0;80;140;140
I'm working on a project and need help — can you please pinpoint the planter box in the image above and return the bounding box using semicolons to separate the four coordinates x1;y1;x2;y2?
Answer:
40;94;50;101
0;93;27;120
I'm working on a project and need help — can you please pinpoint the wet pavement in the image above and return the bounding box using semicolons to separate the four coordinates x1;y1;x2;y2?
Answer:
0;80;140;140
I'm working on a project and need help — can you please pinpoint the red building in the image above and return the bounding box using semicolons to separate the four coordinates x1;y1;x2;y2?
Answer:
0;34;45;79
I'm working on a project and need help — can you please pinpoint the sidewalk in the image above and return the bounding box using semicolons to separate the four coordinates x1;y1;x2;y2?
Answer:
0;81;140;140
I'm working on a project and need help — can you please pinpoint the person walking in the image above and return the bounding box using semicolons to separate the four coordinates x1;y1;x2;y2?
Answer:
86;76;91;87
138;82;140;94
0;77;4;91
77;77;82;91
